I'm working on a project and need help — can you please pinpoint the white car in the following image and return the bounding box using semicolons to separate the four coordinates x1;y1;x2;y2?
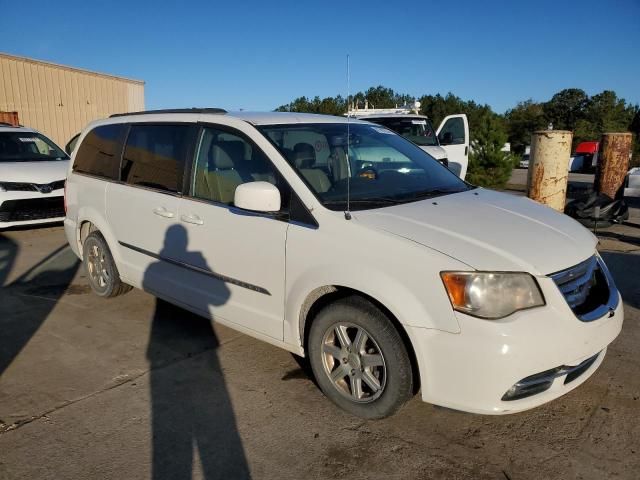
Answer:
347;110;470;180
64;109;623;418
0;124;69;229
625;167;640;197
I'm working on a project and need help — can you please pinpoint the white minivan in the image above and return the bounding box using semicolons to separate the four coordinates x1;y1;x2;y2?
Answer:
64;109;623;418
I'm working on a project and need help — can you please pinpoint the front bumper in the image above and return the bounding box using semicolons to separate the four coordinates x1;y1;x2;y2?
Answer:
0;190;65;228
406;275;624;415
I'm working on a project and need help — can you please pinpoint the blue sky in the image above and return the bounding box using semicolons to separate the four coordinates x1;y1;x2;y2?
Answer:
2;0;639;113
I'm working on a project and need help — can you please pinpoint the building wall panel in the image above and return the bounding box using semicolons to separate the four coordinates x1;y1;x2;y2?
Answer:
0;53;144;147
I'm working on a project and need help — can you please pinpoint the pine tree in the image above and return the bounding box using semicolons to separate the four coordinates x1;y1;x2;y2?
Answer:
466;112;516;189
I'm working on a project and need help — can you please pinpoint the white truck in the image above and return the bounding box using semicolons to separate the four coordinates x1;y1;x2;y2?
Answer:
346;101;469;179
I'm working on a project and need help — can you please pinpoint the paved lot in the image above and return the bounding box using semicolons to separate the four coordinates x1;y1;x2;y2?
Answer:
509;169;596;192
1;209;639;479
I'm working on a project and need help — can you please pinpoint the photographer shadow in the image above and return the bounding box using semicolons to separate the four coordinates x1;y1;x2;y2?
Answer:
143;225;250;479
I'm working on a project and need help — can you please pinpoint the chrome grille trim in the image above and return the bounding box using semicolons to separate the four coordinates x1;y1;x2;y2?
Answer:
1;180;65;193
553;255;598;309
550;255;620;322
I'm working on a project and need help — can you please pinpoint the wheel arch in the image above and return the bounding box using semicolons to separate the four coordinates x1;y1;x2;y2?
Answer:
75;207;121;264
299;285;421;394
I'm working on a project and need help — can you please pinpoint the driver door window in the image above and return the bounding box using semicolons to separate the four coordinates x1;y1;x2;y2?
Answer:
192;127;282;206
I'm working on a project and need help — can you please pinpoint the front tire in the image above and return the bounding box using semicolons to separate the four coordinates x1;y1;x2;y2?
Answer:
308;296;413;419
83;231;132;298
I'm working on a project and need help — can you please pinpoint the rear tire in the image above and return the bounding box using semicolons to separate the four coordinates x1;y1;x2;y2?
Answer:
83;231;132;298
308;296;413;419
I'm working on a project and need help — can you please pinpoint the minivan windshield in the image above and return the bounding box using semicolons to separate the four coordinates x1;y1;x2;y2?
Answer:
365;117;439;146
260;123;470;211
0;132;68;162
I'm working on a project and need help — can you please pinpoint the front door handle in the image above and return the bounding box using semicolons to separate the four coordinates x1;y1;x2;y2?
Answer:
180;213;204;225
153;207;175;218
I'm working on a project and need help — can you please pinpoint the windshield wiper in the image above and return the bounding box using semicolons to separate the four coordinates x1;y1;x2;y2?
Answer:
397;188;466;201
322;197;403;206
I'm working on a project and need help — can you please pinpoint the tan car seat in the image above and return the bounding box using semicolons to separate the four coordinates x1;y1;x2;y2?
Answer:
328;145;349;184
293;143;331;193
205;141;245;204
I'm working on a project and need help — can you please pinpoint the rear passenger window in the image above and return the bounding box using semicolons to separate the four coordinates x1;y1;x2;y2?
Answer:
192;127;285;206
121;124;191;193
73;124;126;180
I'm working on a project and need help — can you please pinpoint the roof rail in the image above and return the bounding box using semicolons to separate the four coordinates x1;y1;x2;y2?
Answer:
110;108;227;118
0;122;18;127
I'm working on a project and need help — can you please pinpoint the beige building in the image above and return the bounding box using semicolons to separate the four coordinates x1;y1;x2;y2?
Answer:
0;52;144;147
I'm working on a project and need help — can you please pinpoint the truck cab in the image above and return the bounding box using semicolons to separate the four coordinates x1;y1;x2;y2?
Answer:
346;102;469;179
569;141;599;173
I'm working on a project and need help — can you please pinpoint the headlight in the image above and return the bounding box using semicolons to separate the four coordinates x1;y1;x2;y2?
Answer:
440;271;545;319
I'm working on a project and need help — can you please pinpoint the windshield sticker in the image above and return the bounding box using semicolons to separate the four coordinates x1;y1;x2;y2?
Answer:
371;127;393;134
411;120;427;125
18;137;37;142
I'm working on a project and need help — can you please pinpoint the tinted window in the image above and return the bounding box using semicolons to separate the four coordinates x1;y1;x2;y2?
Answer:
438;117;465;145
0;132;68;163
73;125;125;179
122;124;191;193
367;117;438;146
192;126;287;208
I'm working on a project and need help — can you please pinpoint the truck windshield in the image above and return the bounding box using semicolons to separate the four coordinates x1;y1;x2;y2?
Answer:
260;123;470;211
0;132;68;162
364;117;439;146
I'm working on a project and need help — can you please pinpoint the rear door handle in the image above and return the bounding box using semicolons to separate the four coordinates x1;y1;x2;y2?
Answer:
180;213;204;225
153;207;175;218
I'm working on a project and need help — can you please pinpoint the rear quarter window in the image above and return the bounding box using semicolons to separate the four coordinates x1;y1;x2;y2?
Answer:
73;124;127;180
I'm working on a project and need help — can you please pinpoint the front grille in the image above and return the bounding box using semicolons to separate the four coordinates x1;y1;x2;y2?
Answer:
0;197;65;222
550;255;617;321
1;182;37;192
1;180;65;193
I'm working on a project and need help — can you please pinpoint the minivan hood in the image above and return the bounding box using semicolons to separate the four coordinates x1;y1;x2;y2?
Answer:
0;160;69;184
354;189;597;275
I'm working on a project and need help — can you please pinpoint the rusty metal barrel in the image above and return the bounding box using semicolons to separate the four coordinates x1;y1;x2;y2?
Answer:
527;130;573;211
596;133;633;198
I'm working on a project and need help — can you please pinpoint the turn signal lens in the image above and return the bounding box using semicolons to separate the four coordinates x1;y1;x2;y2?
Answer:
441;271;545;319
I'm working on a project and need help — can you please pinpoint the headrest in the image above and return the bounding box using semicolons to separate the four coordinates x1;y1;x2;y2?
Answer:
211;141;245;169
293;142;315;168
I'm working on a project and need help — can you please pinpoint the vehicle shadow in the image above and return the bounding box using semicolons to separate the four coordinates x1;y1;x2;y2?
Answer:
600;251;640;310
143;225;250;480
597;230;640;248
0;233;18;287
0;244;79;375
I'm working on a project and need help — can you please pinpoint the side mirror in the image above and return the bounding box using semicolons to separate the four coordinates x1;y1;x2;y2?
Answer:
440;132;454;145
234;182;281;213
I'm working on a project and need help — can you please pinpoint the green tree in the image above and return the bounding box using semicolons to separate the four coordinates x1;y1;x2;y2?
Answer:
275;95;346;116
574;90;636;143
352;86;413;109
543;88;589;131
466;111;516;189
504;99;546;155
418;93;494;142
630;108;640;167
418;93;473;128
